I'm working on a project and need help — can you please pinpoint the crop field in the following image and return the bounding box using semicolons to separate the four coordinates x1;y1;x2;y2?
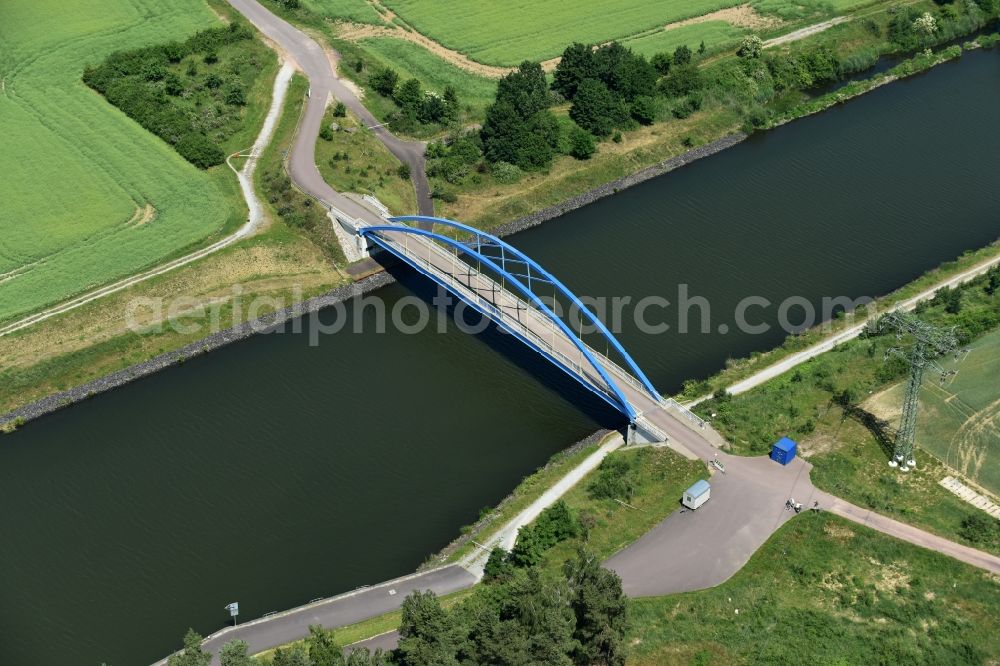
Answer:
0;0;239;324
868;326;1000;496
379;0;757;65
374;0;862;66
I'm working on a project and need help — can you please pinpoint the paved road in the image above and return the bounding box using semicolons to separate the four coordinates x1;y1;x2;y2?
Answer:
152;565;476;666
225;0;432;219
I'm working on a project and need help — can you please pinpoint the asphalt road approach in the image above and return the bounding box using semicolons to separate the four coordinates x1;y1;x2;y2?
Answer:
151;565;476;666
225;0;433;223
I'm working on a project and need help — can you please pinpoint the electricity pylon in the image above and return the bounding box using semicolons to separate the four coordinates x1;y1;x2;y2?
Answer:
877;311;959;471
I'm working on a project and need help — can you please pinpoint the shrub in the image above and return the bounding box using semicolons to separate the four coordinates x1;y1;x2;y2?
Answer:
175;133;224;169
224;83;245;106
333;101;346;117
568;125;596;159
491;160;522;184
660;64;702;97
318;124;333;141
737;35;764;59
369;66;399;97
630;95;656;125
673;44;693;65
651;52;672;76
396;163;411;179
959;513;999;545
588;455;637;500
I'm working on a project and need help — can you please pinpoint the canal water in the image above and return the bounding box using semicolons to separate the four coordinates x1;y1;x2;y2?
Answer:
2;49;999;666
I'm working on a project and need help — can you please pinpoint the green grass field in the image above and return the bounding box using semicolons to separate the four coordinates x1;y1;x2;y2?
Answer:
870;326;1000;496
356;36;497;114
379;0;755;65
623;21;749;59
629;511;1000;664
301;0;383;24
0;0;242;324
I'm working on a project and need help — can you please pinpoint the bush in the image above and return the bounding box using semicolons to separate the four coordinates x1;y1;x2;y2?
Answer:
509;500;578;567
651;51;672;75
630;95;656;125
491;160;522;184
333;101;346;117
318;124;333;141
568;125;596;159
396;163;411;179
737;35;763;59
175;133;224;169
959;513;999;545
369;66;399;97
673;44;693;65
588;455;637;500
660;64;703;97
224;83;245;106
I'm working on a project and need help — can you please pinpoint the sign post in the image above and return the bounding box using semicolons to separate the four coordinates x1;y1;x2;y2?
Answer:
225;602;239;626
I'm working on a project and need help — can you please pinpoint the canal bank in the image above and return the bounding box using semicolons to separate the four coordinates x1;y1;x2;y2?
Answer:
1;47;999;666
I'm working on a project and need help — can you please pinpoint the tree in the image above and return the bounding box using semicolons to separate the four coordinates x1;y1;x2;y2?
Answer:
442;85;459;119
568;124;596;159
396;590;461;666
698;40;707;55
660;63;703;97
419;93;448;123
219;639;254;666
394;77;423;117
307;624;346;666
553;42;597;99
569;78;627;137
650;52;672;76
592;42;657;100
673;44;692;65
272;645;312;666
483;547;515;581
985;266;1000;296
630;95;656;125
565;549;629;666
496;61;550;116
737;35;763;59
369;66;399;97
167;629;211;666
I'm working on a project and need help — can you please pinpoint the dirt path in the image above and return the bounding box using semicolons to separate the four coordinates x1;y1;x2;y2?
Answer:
0;64;294;339
765;16;849;48
334;21;511;78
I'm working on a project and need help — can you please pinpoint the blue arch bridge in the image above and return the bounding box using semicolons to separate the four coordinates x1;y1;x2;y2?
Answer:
344;213;712;447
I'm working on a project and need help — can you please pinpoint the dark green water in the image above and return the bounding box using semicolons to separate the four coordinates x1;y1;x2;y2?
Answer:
2;49;999;666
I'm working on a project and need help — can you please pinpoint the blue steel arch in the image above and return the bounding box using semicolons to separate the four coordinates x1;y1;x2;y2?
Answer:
359;215;662;419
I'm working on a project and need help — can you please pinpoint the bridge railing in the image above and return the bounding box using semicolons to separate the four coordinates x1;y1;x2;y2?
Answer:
661;398;708;428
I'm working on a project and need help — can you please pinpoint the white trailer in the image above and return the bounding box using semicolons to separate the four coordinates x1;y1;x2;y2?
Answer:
682;479;711;510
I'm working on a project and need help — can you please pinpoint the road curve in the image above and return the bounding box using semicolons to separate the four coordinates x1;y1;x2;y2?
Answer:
225;0;433;218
